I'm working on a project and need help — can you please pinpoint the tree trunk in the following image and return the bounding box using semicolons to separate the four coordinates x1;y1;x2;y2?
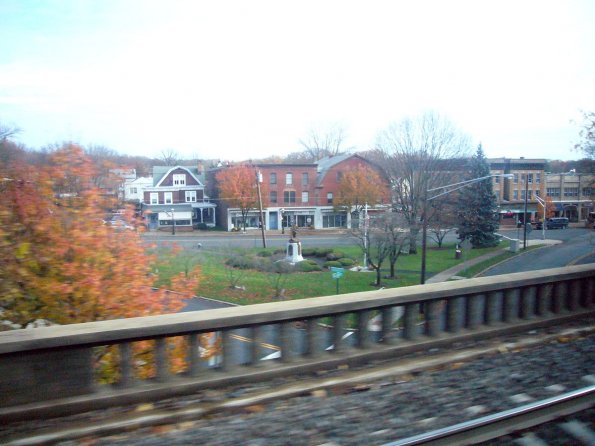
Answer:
409;226;419;254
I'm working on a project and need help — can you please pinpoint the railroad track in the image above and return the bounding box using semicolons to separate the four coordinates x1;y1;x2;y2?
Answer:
385;385;595;446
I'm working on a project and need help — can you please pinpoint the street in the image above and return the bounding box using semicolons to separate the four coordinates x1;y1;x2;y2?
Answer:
169;227;593;366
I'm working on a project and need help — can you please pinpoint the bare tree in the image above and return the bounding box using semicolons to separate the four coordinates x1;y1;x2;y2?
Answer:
299;123;351;161
384;213;410;279
159;148;180;166
0;123;20;141
375;111;470;254
427;197;458;248
573;111;594;159
265;257;293;299
351;213;406;286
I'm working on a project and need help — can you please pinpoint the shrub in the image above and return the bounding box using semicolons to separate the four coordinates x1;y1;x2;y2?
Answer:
257;250;273;257
326;251;345;261
302;247;317;256
298;262;322;272
194;223;209;230
316;248;333;258
273;248;285;255
225;256;260;270
323;260;342;268
338;258;355;267
305;259;319;266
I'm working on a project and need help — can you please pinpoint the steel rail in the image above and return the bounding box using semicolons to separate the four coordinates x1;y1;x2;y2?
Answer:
384;385;595;446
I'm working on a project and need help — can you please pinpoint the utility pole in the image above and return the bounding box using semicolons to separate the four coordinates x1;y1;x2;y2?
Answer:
363;203;369;269
256;170;267;248
420;192;428;284
523;174;529;249
171;208;175;235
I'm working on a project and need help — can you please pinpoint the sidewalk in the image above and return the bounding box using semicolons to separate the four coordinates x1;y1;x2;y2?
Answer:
426;239;562;283
143;228;350;237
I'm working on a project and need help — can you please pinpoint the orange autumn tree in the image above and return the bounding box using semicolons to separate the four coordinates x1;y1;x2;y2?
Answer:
0;143;202;379
335;164;388;215
216;164;267;231
0;143;185;326
536;195;556;222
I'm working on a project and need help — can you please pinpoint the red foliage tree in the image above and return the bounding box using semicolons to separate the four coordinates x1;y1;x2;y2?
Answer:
216;164;268;231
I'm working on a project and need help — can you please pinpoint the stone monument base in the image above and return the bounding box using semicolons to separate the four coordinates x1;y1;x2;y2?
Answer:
285;240;304;263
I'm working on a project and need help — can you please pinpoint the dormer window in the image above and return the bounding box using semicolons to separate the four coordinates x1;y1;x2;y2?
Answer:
173;174;186;186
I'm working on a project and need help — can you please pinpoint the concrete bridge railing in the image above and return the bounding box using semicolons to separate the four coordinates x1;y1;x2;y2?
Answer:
0;264;593;420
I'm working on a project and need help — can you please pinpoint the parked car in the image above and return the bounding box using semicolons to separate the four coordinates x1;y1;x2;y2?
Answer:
545;217;569;229
533;220;543;230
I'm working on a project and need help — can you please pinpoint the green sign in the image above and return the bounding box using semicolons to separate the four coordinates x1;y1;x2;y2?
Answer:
330;266;345;279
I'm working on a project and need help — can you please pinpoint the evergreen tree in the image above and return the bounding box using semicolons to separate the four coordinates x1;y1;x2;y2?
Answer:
457;144;500;248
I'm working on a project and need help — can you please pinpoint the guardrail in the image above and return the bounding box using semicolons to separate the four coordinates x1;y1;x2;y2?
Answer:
0;264;593;419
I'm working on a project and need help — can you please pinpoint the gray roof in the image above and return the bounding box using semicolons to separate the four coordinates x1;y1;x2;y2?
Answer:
152;166;205;186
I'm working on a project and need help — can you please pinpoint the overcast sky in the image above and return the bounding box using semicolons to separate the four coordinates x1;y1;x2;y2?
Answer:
1;0;593;161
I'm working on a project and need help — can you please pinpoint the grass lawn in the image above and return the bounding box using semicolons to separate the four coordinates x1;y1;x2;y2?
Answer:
152;241;511;305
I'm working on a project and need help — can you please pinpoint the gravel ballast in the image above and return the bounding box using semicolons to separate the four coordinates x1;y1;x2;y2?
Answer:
71;328;595;446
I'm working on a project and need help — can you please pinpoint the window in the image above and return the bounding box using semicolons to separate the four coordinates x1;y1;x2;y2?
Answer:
536;173;541;184
521;173;526;183
527;173;533;184
164;192;173;204
513;173;519;184
336;171;343;181
270;191;277;203
130;187;138;194
301;191;309;203
535;190;540;197
185;190;197;202
494;176;500;184
173;174;186;186
582;187;592;197
564;187;579;197
327;192;333;204
521;190;525;200
150;192;159;204
527;190;532;200
547;187;560;197
286;173;293;185
270;173;277;184
323;213;346;228
513;190;518;200
284;191;296;204
302;172;309;185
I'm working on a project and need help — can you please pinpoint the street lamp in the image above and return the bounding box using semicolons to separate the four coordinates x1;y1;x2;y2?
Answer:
255;170;267;248
420;173;514;284
535;195;547;240
171;208;175;235
280;208;285;234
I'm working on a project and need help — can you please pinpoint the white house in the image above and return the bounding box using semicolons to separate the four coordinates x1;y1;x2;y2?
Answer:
124;177;153;203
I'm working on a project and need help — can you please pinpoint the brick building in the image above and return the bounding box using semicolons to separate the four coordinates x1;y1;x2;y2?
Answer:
488;158;547;227
209;154;389;231
545;171;594;222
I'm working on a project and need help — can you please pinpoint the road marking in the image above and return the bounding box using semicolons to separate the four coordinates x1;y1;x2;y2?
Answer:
229;333;280;351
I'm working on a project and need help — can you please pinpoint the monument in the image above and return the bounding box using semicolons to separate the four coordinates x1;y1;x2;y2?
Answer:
285;227;304;263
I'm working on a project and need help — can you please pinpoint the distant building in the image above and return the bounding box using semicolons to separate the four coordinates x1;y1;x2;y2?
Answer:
142;166;216;231
545;172;594;222
124;176;153;203
109;168;137;201
207;154;390;231
488;158;547;226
